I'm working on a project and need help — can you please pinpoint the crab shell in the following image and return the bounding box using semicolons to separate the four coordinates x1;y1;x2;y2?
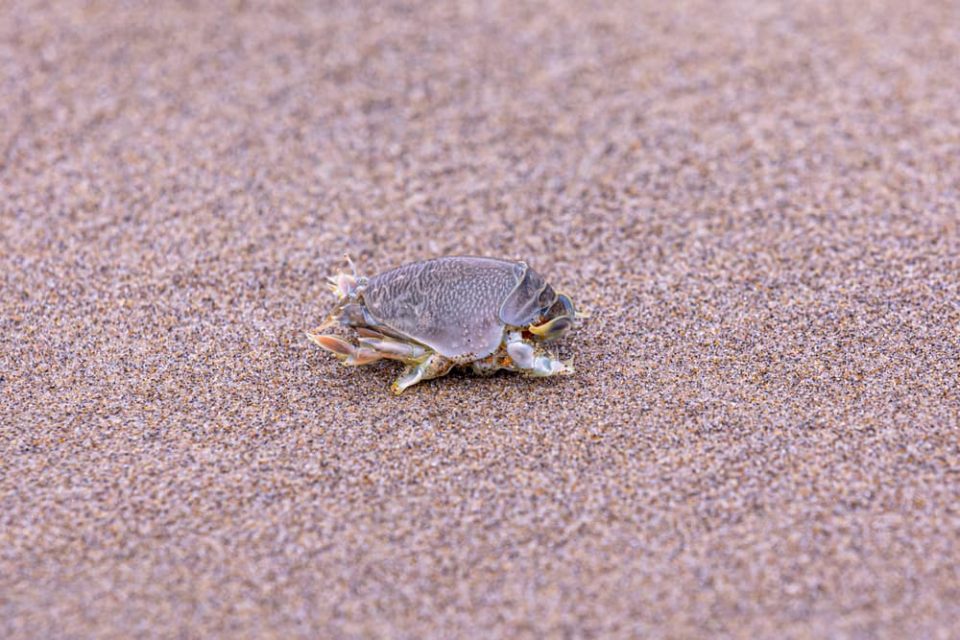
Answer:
355;256;563;362
308;256;579;393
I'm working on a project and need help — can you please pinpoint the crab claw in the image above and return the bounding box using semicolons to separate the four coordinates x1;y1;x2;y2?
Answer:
529;292;581;340
529;316;573;339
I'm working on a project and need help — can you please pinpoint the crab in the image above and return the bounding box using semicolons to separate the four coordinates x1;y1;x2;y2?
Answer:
306;256;584;394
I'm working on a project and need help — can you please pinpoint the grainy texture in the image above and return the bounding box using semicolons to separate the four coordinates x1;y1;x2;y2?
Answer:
2;1;959;638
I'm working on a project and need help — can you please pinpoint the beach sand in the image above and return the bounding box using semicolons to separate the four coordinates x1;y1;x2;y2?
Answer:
2;1;958;637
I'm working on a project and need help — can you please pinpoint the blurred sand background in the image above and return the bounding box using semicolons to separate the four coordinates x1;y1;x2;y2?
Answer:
2;0;959;637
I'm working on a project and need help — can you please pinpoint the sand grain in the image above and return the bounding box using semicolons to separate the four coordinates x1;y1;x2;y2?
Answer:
2;1;959;637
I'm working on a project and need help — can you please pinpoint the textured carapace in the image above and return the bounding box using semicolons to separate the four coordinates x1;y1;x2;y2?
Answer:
308;255;579;394
361;256;556;360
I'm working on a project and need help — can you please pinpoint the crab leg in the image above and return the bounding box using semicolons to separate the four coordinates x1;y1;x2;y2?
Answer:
358;335;428;361
306;333;383;366
307;326;432;369
504;332;574;377
391;353;454;395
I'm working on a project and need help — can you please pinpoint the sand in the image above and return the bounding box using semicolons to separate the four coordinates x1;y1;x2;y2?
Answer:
2;0;959;637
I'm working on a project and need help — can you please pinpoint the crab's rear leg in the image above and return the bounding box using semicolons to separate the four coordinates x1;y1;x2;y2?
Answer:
306;333;383;366
340;329;453;393
391;353;454;395
357;332;429;361
307;329;449;395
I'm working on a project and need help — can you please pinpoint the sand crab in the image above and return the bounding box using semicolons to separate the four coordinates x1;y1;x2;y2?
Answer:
306;256;583;394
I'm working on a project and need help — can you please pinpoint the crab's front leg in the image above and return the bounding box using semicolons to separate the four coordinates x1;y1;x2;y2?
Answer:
504;331;575;377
